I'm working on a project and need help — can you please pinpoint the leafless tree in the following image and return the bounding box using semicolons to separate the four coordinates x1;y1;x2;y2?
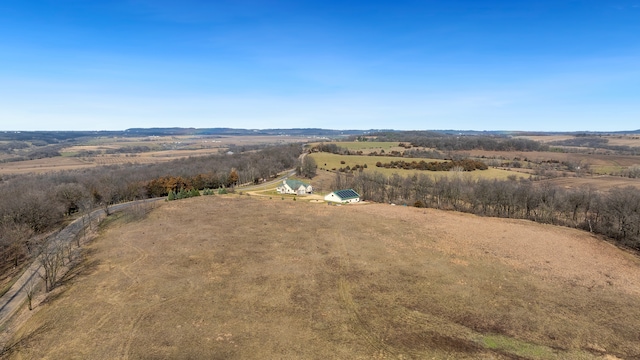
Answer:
23;271;40;311
299;156;317;179
38;240;64;292
55;182;89;215
0;219;35;267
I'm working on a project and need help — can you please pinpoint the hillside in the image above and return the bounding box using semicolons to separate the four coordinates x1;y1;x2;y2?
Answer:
3;196;640;359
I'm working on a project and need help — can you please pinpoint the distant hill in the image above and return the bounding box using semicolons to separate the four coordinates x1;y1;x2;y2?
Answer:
123;127;378;137
2;128;639;143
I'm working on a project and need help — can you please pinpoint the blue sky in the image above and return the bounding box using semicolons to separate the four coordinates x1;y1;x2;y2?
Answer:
1;1;639;131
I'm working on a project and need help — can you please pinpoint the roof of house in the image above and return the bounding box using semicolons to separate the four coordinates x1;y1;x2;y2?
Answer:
333;189;360;200
285;179;310;189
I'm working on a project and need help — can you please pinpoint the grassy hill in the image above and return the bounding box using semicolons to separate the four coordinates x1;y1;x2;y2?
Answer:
3;196;640;359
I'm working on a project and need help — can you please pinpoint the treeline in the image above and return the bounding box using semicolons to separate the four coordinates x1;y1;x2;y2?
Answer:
0;141;30;153
0;144;302;270
105;145;152;154
0;145;63;162
375;159;488;171
145;169;241;198
311;142;446;160
548;137;640;154
548;137;609;148
372;131;549;152
334;172;640;250
310;143;353;155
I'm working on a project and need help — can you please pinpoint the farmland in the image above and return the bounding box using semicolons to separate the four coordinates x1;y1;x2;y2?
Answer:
3;196;640;359
309;152;522;180
0;135;310;175
308;133;640;189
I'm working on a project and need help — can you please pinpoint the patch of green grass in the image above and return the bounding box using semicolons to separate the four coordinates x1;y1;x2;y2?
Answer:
97;211;125;232
481;335;557;359
591;165;625;175
255;189;282;196
333;141;401;151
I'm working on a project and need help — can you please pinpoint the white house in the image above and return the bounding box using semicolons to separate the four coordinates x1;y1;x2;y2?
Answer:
324;189;361;203
276;179;313;195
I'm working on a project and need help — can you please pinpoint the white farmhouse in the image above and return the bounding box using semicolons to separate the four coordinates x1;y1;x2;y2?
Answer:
324;189;361;203
276;179;313;195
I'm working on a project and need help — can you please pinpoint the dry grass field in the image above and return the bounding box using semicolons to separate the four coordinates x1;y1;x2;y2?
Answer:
463;150;639;167
543;175;640;191
311;141;406;154
4;196;640;359
518;134;640;147
462;150;640;176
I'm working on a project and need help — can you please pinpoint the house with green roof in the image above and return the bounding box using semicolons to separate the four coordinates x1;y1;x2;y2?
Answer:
276;179;313;195
324;189;361;203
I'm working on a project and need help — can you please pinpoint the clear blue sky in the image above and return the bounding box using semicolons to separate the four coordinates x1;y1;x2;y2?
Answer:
1;1;639;131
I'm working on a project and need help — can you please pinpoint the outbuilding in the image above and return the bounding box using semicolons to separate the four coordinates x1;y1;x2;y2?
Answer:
324;189;361;203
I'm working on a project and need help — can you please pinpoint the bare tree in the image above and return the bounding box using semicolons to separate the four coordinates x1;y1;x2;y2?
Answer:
38;240;64;292
299;156;317;179
23;271;40;310
0;219;35;267
55;182;88;216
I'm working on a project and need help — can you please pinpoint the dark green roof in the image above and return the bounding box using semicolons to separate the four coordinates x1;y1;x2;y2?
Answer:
285;179;310;189
334;189;360;200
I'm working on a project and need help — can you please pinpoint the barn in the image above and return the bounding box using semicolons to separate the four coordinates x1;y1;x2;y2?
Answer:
324;189;361;203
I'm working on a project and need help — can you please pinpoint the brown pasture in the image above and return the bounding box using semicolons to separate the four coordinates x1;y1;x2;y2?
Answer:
4;196;640;359
604;135;640;147
517;134;640;147
515;135;575;143
541;175;640;191
462;150;639;167
0;157;94;175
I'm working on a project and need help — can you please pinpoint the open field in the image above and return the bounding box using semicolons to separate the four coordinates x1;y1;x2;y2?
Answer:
310;141;406;154
605;135;640;147
542;175;640;191
0;155;180;175
4;196;640;359
462;150;640;167
0;135;310;175
0;157;96;174
518;134;640;147
310;152;526;181
515;135;575;143
461;150;640;175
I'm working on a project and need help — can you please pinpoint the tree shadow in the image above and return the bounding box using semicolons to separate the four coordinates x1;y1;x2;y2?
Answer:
0;321;51;357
